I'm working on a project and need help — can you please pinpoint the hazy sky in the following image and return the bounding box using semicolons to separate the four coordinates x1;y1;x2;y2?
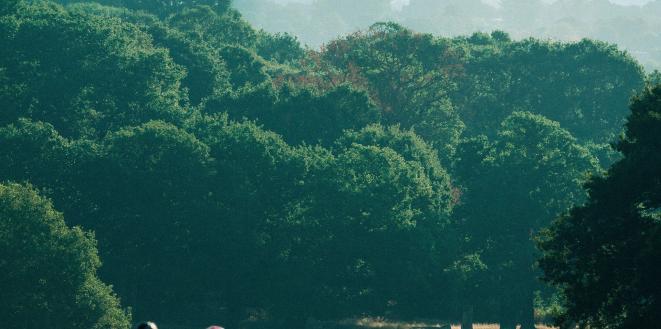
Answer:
272;0;656;8
255;0;661;70
390;0;656;8
609;0;654;4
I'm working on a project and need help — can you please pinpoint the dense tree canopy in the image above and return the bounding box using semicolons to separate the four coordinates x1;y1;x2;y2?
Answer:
0;0;655;328
0;183;130;329
0;1;186;138
320;23;465;161
206;84;380;147
453;35;645;144
454;112;599;329
67;3;232;105
539;85;661;329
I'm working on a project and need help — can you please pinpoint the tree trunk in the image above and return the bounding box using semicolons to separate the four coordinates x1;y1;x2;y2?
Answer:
461;303;474;329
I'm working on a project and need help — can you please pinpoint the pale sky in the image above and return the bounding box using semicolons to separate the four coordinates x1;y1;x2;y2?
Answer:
389;0;656;10
273;0;656;8
609;0;654;4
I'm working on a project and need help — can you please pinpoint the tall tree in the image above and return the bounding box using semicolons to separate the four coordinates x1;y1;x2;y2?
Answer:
321;22;465;163
0;183;130;329
0;1;186;138
454;36;645;146
264;125;456;327
167;4;257;49
188;115;316;328
67;3;232;105
87;121;215;322
454;112;599;329
539;85;661;329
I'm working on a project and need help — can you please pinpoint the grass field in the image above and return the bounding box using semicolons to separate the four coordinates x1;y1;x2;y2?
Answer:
449;325;556;329
324;318;557;329
165;318;558;329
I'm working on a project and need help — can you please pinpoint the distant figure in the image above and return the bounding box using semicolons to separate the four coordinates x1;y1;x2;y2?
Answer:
135;321;158;329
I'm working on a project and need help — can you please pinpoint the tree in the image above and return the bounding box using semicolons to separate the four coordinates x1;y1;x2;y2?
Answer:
336;125;457;316
167;4;257;49
444;253;488;329
58;0;232;17
0;119;68;189
187;115;316;328
321;23;465;163
539;85;661;329
335;124;452;199
0;0;20;15
454;37;645;147
86;121;215;322
256;31;305;65
0;1;186;138
0;183;130;329
216;45;269;90
5;0;654;326
454;112;599;329
648;70;661;86
68;2;232;105
264;126;456;327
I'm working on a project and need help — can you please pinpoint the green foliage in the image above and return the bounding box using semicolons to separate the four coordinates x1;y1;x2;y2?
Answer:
89;121;215;319
648;70;661;86
539;85;661;329
0;0;20;15
494;112;599;214
533;291;565;325
167;4;256;48
457;111;599;229
217;45;268;89
336;124;452;204
191;117;317;327
204;84;381;147
0;1;186;138
59;0;232;17
0;183;130;329
584;141;622;169
453;37;645;145
0;119;68;187
267;137;455;323
1;0;654;327
256;31;305;65
67;2;231;105
321;23;465;162
454;112;599;327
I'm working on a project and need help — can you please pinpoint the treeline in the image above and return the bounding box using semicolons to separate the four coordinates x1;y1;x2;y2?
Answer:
234;0;661;70
0;1;659;329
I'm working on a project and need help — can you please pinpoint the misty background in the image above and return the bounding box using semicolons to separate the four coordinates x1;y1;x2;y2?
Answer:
234;0;661;70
